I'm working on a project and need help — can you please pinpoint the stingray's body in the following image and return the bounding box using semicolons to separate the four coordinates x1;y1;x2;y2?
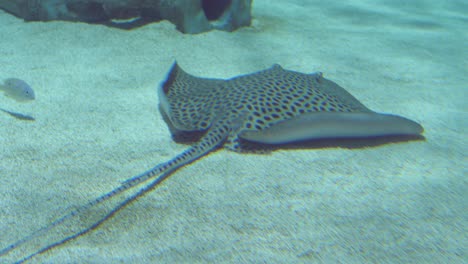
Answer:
0;63;423;262
161;63;422;149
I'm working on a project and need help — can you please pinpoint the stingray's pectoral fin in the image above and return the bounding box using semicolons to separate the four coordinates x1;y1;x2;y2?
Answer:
239;112;423;144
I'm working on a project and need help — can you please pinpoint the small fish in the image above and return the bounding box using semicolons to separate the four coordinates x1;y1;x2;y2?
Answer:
0;78;35;102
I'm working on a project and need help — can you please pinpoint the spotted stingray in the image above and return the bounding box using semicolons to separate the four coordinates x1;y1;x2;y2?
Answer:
1;62;423;262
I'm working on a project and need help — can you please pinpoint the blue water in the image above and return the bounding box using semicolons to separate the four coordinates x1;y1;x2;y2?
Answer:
0;0;466;263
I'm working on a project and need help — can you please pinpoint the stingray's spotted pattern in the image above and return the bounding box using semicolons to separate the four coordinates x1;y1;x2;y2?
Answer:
162;64;372;151
1;62;422;263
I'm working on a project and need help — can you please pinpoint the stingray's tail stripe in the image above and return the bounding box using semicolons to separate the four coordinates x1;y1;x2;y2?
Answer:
0;156;189;261
0;123;229;263
0;164;163;258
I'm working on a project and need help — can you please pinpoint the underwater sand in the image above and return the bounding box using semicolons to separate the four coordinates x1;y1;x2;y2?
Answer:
1;0;466;263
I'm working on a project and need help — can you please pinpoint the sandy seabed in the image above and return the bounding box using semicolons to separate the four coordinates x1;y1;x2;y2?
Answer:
0;0;466;263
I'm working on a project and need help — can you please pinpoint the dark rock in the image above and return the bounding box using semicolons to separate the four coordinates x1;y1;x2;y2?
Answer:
0;0;252;33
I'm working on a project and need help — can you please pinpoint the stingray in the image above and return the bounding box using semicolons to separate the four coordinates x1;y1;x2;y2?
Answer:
0;62;423;262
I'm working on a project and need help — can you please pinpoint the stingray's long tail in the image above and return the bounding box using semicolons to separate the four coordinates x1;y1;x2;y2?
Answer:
0;123;229;263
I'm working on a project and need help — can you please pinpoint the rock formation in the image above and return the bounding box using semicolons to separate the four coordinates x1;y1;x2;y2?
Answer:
0;0;252;33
